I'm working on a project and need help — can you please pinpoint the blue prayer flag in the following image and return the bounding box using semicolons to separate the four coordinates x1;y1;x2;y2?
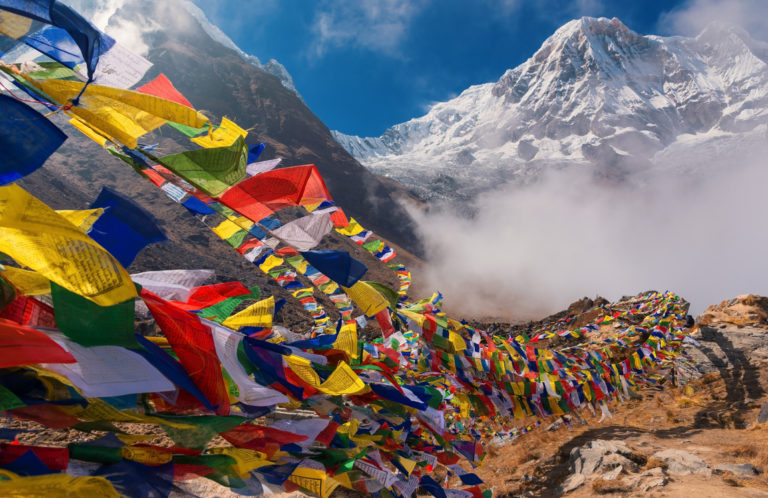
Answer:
88;186;166;267
0;94;67;184
300;250;367;287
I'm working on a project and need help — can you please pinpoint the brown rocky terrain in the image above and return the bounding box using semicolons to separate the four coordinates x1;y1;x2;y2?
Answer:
474;294;768;497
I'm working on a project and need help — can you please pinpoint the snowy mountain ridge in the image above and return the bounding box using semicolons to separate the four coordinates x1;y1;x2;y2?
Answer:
333;17;768;200
59;0;300;97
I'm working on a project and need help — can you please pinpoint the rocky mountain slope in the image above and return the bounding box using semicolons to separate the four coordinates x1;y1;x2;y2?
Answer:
17;0;423;254
333;17;768;201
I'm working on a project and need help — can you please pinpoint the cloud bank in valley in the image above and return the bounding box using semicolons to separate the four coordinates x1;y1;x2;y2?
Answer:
409;139;768;320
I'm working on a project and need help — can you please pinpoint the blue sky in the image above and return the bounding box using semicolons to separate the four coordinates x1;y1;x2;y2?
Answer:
190;0;767;137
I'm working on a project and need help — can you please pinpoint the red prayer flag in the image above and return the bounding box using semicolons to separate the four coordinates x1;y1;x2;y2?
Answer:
0;297;56;328
220;423;307;456
136;73;193;108
330;208;349;228
375;309;395;338
174;463;216;481
0;443;68;471
8;404;80;429
141;289;230;416
171;281;250;310
0;318;75;367
219;165;332;222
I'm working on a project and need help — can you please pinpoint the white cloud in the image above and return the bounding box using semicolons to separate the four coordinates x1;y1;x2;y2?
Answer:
310;0;428;57
409;138;768;321
659;0;768;40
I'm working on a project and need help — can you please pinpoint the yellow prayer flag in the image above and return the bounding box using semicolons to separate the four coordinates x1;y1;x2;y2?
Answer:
208;447;271;477
59;398;194;429
0;265;50;296
285;356;366;396
455;393;471;419
511;398;526;419
191;117;247;148
121;446;173;465
499;338;520;359
336;419;359;437
285;354;321;386
30;80;208;149
292;286;314;297
331;471;354;490
289;467;340;498
222;295;274;330
56;208;105;231
212;219;243;240
0;471;119;498
0;185;136;306
399;309;426;327
333;322;359;359
318;361;366;395
319;281;339;295
258;254;284;273
290;258;310;274
212;216;253;240
69;117;109;147
448;330;467;353
335;217;364;236
342;281;389;316
398;456;418;476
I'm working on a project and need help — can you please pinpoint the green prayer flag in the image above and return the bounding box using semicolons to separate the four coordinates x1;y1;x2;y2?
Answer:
199;286;260;322
224;229;248;249
158;135;248;196
161;414;246;450
0;385;24;411
362;239;383;252
107;147;150;178
68;443;123;464
51;282;138;348
167;121;211;138
0;275;15;313
364;281;399;310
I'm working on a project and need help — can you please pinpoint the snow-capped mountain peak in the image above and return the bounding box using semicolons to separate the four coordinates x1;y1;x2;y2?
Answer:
333;18;768;201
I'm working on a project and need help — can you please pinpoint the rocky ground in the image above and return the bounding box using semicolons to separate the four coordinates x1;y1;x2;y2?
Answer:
475;294;768;497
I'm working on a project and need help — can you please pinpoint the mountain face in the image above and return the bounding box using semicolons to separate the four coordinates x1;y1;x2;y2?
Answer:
333;17;768;201
61;0;301;97
17;0;422;255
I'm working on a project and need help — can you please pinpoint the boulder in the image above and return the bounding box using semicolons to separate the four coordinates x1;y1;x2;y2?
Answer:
602;465;623;480
557;473;586;494
569;439;634;475
650;449;710;476
622;467;668;492
713;462;759;476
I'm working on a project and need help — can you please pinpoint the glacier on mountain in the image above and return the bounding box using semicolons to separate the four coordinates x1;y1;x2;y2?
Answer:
333;17;768;200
